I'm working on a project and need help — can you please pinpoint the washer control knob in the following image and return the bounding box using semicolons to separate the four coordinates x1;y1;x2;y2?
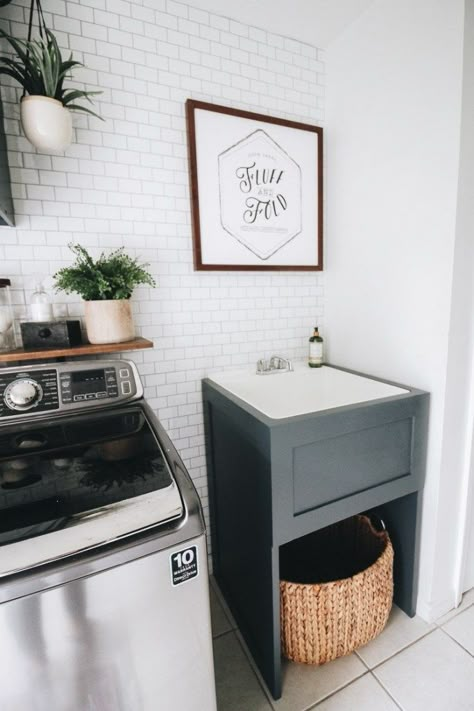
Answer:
5;379;42;410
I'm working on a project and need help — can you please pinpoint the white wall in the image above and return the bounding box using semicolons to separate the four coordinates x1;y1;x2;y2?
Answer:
326;0;465;619
451;0;474;595
0;0;324;533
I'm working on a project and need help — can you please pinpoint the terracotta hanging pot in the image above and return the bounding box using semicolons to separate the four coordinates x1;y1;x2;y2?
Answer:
20;95;72;152
84;300;135;345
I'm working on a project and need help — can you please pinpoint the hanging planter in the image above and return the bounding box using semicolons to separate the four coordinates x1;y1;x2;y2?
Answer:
0;0;102;152
20;95;72;152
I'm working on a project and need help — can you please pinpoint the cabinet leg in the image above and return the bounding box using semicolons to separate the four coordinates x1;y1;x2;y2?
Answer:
213;546;282;699
371;492;420;616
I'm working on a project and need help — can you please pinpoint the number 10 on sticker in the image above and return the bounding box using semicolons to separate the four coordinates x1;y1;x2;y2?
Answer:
173;548;195;568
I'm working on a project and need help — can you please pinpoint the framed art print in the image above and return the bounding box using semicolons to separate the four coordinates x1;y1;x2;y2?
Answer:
186;100;323;271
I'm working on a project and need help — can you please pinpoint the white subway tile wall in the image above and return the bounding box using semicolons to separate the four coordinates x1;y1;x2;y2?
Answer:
0;0;324;530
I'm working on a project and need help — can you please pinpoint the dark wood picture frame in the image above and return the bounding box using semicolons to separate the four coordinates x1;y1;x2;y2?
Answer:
186;100;323;272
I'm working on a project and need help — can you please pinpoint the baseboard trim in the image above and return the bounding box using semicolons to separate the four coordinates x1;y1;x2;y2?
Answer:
416;593;459;623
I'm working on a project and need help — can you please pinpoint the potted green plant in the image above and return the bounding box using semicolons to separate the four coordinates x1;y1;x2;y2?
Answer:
53;244;156;345
0;28;102;152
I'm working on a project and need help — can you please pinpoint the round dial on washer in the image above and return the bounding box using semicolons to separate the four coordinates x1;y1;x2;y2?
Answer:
4;379;43;411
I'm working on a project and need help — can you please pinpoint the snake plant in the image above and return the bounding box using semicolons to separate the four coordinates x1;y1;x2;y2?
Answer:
0;28;102;119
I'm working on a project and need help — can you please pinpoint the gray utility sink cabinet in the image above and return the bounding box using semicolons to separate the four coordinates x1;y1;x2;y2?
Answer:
203;364;429;700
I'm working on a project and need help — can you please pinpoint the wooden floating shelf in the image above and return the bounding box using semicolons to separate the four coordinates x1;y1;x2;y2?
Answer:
0;337;154;364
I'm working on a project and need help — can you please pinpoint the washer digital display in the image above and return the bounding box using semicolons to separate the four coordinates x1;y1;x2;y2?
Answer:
71;369;106;395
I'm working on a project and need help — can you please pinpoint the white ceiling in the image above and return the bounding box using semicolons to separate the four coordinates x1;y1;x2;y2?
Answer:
187;0;377;48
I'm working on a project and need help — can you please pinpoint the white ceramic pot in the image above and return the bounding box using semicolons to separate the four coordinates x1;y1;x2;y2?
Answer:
20;96;72;152
85;300;135;345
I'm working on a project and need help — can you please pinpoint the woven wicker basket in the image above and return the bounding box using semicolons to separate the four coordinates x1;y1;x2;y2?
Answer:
280;515;393;665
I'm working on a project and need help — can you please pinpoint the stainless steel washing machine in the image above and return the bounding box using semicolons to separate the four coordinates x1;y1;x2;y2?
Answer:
0;359;217;711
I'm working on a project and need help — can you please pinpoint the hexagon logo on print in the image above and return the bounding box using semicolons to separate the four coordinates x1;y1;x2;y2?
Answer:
218;129;302;261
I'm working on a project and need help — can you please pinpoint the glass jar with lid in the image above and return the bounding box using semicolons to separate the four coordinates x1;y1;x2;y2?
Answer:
0;279;16;351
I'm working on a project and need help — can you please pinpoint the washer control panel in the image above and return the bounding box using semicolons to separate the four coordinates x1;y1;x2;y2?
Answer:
0;369;58;418
0;360;141;420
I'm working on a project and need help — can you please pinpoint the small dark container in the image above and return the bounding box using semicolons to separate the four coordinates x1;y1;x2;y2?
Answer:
20;320;83;350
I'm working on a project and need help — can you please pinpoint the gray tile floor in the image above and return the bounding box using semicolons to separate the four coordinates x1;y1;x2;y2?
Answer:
210;580;474;711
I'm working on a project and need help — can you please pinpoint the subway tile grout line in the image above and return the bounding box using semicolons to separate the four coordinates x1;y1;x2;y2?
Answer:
179;0;323;55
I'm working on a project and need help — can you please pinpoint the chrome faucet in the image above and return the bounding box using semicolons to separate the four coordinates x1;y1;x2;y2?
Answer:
256;356;293;375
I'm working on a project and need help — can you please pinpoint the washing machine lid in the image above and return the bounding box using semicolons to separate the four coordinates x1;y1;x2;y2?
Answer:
0;406;183;577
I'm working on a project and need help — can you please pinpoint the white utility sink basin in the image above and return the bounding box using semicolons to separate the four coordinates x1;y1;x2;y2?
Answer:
207;363;409;419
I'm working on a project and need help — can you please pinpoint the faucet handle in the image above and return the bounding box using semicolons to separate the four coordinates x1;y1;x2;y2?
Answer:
269;355;293;371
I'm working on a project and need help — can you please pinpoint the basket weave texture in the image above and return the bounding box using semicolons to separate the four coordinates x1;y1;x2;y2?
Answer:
280;515;394;665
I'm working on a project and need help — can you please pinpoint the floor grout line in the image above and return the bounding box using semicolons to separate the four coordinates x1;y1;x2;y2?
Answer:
438;625;474;659
367;626;437;672
370;671;404;710
232;629;276;710
306;670;370;709
298;664;368;711
212;627;235;640
213;629;275;711
213;628;236;642
354;649;371;671
209;577;238;630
